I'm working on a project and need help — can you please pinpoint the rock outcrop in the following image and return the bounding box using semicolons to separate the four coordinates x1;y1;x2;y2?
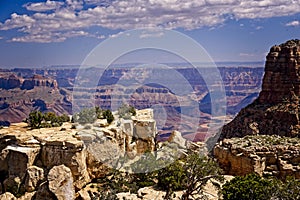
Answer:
219;40;300;140
214;135;300;179
0;108;162;199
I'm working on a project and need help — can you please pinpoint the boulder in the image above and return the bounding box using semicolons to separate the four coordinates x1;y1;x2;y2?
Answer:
48;165;75;200
6;145;40;179
0;192;16;200
40;136;90;190
24;166;44;192
167;130;187;149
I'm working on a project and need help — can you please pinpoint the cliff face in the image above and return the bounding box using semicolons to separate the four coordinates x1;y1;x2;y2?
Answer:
21;75;58;90
219;40;300;140
0;73;69;123
259;40;300;104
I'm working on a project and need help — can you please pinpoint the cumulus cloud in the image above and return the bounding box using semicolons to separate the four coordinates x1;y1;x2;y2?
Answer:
24;0;64;12
1;0;300;42
286;20;300;26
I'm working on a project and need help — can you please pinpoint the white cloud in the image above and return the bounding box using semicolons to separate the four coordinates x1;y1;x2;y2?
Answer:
1;0;300;42
139;31;164;38
286;20;300;26
24;0;64;12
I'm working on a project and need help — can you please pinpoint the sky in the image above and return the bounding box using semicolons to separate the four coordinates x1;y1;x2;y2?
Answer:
0;0;300;68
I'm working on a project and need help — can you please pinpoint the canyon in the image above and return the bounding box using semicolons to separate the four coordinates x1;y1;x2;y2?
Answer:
0;65;263;141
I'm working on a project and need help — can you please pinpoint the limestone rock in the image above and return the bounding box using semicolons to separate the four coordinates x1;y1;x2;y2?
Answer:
77;189;91;200
48;165;75;200
24;166;44;192
41;135;90;190
3;177;21;196
134;120;156;140
18;192;36;200
167;130;187;149
137;187;166;200
116;192;138;200
86;141;114;179
6;145;40;179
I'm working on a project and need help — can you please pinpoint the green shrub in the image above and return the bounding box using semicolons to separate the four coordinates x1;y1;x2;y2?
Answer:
27;111;69;129
27;110;43;129
72;108;97;125
222;173;275;200
158;152;223;200
103;109;114;124
118;104;136;119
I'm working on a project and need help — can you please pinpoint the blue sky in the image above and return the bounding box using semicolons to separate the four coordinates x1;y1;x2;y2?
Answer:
0;0;300;68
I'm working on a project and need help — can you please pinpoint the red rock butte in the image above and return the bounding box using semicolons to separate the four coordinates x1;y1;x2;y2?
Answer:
218;39;300;140
259;39;300;104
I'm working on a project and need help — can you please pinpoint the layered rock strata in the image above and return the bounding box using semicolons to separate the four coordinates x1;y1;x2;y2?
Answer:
219;40;300;140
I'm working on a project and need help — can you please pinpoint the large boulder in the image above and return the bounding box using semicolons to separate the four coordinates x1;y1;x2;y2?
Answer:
48;165;75;200
40;135;90;190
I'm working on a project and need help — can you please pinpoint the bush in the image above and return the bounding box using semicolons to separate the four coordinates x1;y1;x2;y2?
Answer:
58;114;70;123
72;108;97;125
27;110;43;129
27;111;69;129
129;153;158;189
158;152;224;200
276;176;300;200
118;104;136;119
222;173;276;200
103;109;114;124
157;159;187;198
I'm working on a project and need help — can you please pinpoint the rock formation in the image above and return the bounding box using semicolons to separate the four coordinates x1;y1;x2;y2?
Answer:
213;39;300;178
0;73;58;91
21;75;58;90
214;135;300;179
0;108;163;199
219;39;300;140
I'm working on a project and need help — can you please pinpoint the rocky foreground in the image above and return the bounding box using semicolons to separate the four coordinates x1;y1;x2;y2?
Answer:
0;108;221;200
0;109;154;199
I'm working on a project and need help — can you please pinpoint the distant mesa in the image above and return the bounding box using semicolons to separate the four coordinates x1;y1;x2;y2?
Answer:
0;73;58;90
21;74;58;90
219;39;300;140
